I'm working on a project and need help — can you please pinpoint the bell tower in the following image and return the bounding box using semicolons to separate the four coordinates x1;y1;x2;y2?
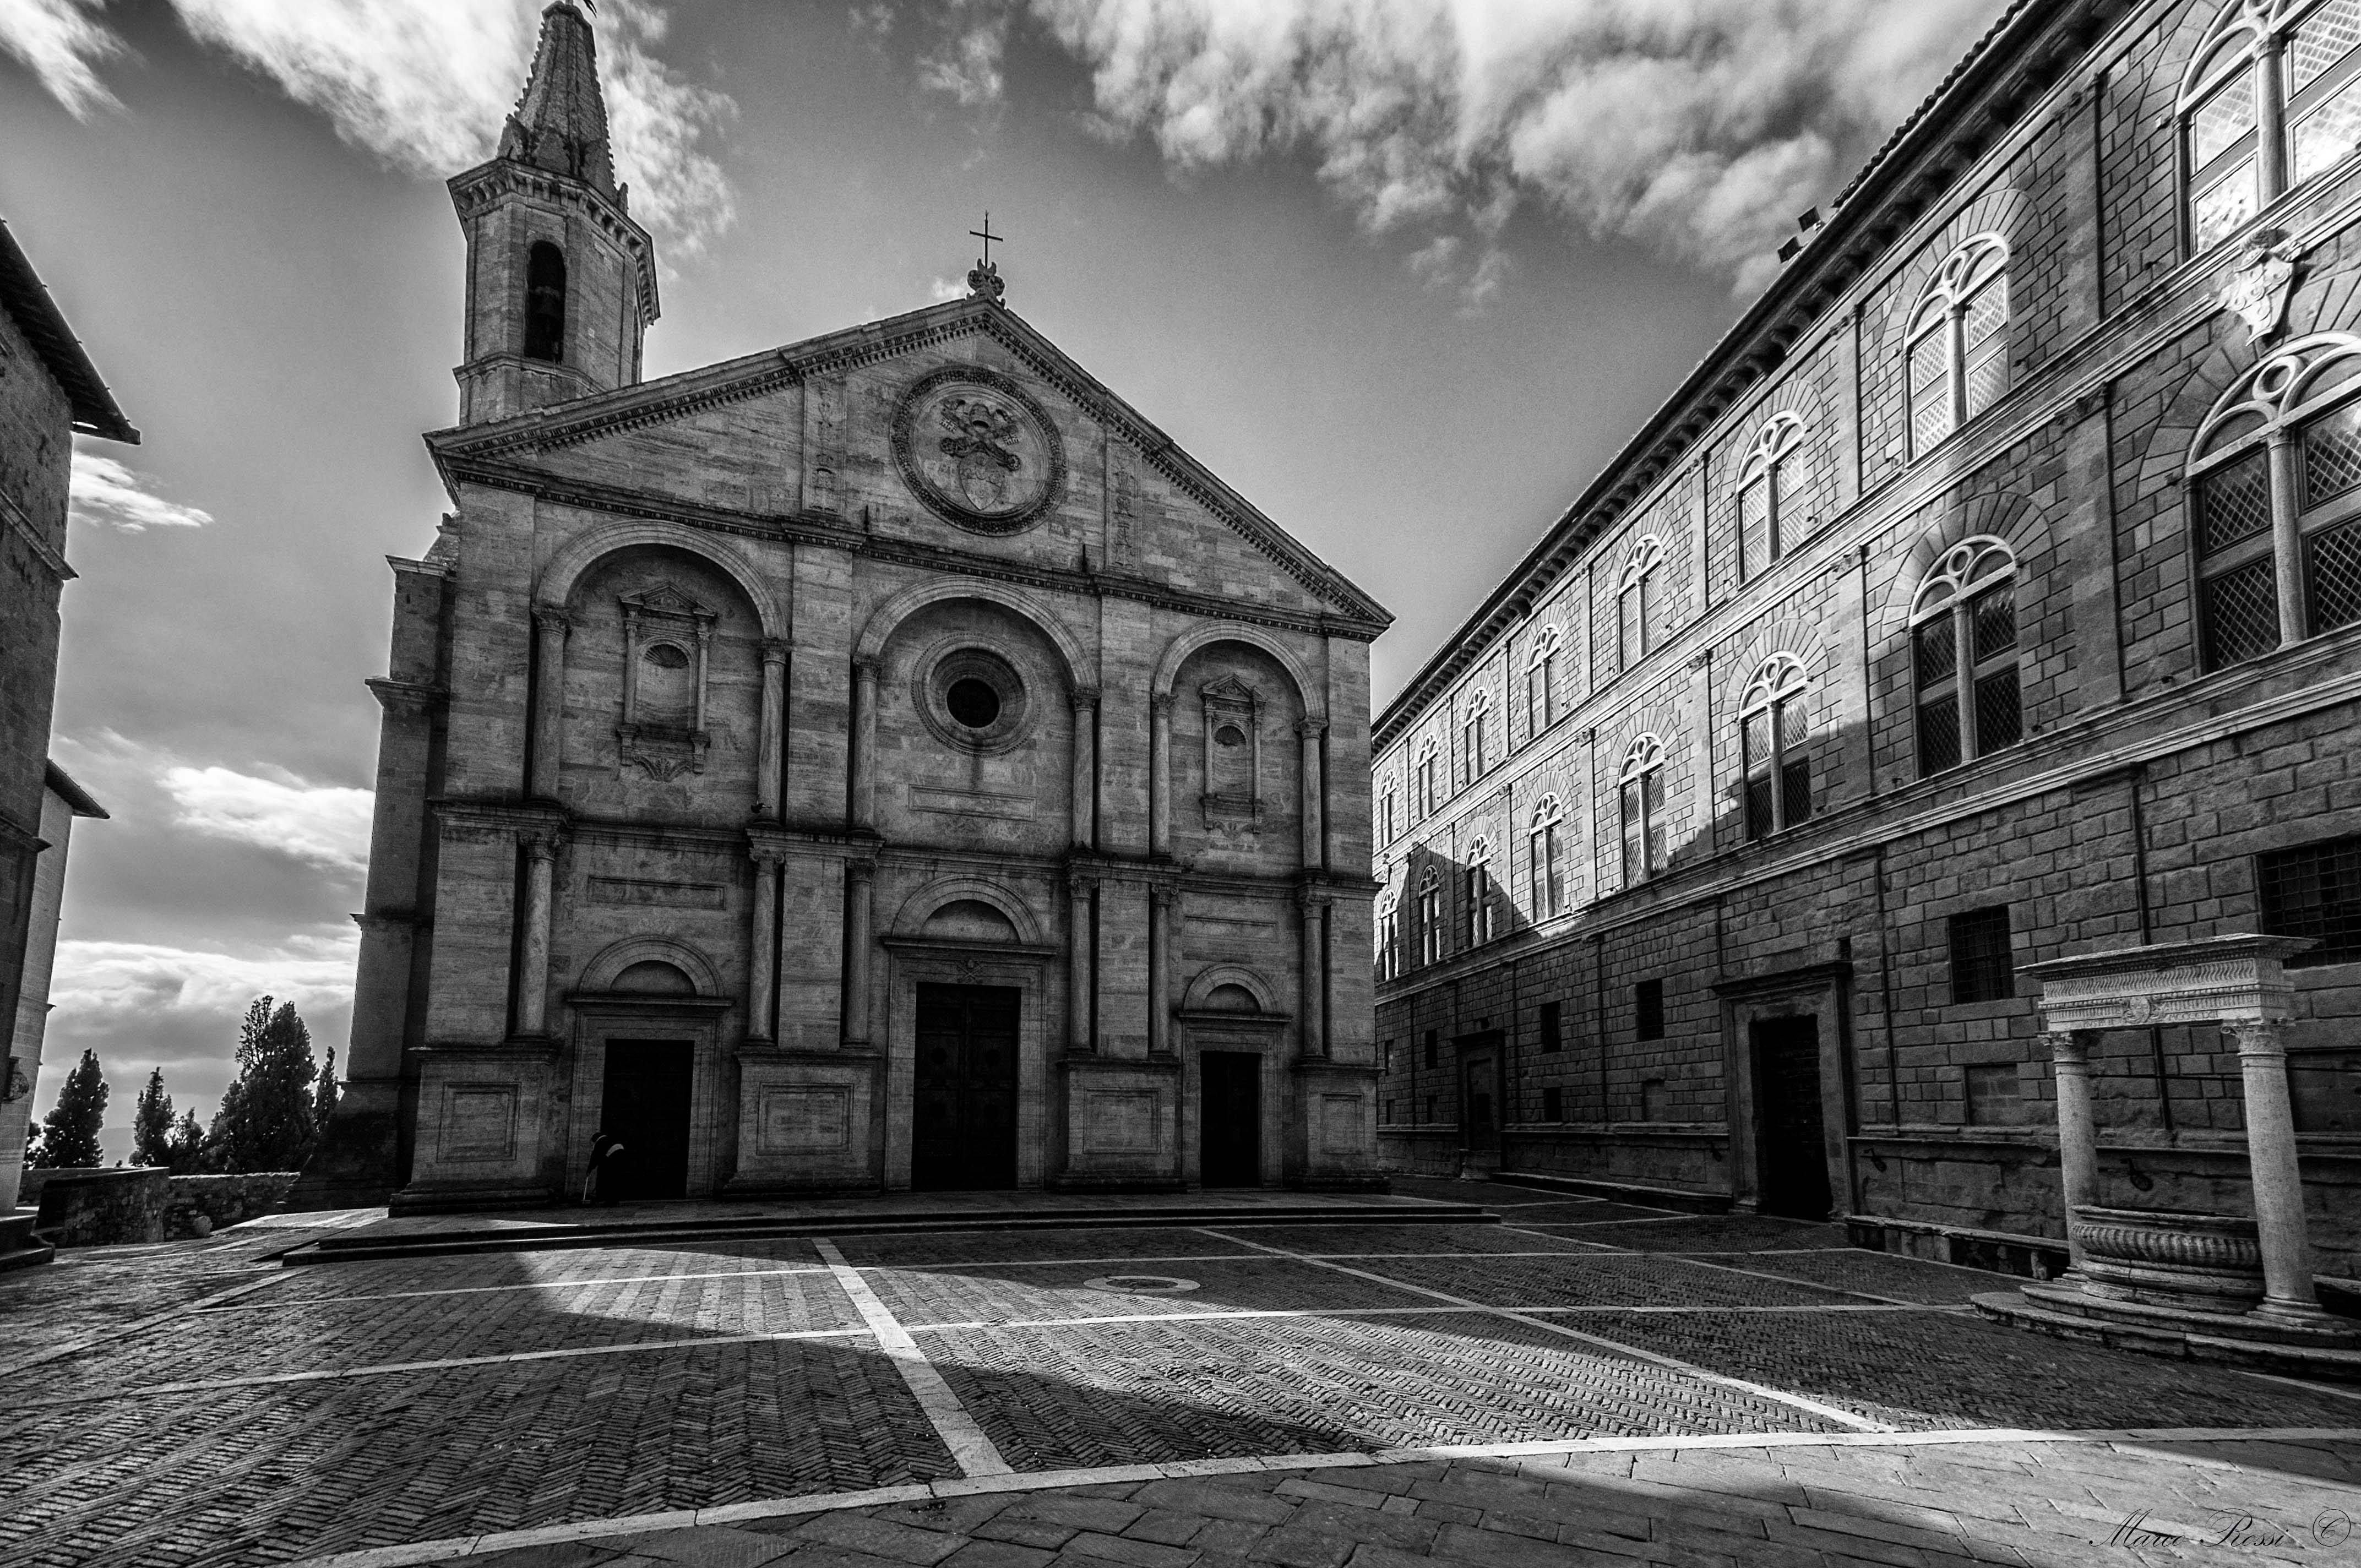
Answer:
449;0;660;426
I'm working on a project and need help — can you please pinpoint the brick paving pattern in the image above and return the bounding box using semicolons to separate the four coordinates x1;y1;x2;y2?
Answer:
0;1185;2353;1566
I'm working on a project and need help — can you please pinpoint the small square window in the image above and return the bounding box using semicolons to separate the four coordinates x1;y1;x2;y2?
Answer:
1635;979;1666;1041
1948;906;2015;1004
1542;1086;1564;1121
1539;1001;1563;1054
1641;1079;1669;1121
2259;835;2361;965
1965;1063;2026;1125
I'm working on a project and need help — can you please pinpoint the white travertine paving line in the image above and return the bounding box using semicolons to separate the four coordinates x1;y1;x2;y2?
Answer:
195;1264;837;1311
897;1303;1952;1332
0;1326;878;1412
1200;1227;1898;1434
813;1237;1012;1477
275;1425;2361;1568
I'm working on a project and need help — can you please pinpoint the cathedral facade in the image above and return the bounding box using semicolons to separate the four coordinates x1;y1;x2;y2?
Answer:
1373;0;2361;1276
298;2;1388;1211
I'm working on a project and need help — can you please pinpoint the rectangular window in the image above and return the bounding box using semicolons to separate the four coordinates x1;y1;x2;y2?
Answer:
2199;448;2274;556
1424;1096;1436;1122
1619;777;1644;884
2294;75;2361;181
1539;1000;1562;1054
1738;477;1770;582
1743;709;1775;841
1947;906;2015;1005
2310;514;2361;633
2194;158;2259;251
1778;699;1811;827
2258;836;2361;965
2192;68;2257;166
1961;279;2009;420
1423;1031;1438;1069
1641;1079;1668;1121
1383;1098;1395;1125
1635;978;1666;1041
1908;330;1952;455
1542;1086;1564;1121
1617;587;1642;672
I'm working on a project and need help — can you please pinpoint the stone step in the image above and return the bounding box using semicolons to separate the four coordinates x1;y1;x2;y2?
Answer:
1972;1289;2361;1382
2019;1277;2361;1346
276;1199;1497;1267
0;1211;55;1272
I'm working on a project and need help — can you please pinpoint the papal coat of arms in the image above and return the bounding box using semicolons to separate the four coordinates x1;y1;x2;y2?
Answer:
891;365;1066;533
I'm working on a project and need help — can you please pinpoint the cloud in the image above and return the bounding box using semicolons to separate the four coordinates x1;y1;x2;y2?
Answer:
48;930;358;1050
160;764;374;873
0;0;119;118
67;451;215;532
1;0;736;253
1002;0;1999;293
928;274;969;303
918;0;1010;108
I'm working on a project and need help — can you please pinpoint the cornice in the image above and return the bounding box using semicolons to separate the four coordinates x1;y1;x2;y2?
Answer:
439;454;1386;644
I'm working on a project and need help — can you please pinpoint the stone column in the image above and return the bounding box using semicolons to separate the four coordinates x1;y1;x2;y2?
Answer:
2268;429;2308;646
1298;721;1325;870
1298;888;1328;1059
747;848;781;1043
2044;1030;2100;1269
528;609;570;799
1067;872;1095;1053
515;830;563;1038
1070;689;1098;850
844;859;874;1047
1149;693;1173;857
850;658;879;831
2229;1021;2327;1319
757;641;788;823
1147;885;1173;1057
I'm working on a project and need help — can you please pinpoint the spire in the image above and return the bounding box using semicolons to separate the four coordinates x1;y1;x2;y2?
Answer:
497;1;619;202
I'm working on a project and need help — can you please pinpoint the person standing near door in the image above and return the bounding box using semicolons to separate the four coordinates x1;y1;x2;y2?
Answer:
584;1131;626;1206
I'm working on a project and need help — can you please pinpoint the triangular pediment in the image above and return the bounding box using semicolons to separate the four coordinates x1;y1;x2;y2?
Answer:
427;296;1390;631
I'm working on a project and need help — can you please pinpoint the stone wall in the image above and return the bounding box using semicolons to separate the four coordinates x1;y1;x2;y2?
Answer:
20;1168;298;1241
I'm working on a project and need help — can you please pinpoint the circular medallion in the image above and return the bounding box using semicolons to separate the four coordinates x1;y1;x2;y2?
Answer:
891;366;1066;533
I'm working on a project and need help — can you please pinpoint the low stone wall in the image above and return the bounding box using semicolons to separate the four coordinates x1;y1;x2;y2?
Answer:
20;1168;298;1242
32;1168;170;1246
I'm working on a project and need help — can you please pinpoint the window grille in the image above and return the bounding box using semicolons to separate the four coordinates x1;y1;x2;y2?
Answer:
1527;628;1560;738
1417;874;1445;966
1635;978;1666;1041
2184;0;2361;252
1465;841;1495;946
1739;654;1811;840
1461;692;1490;783
1618;734;1667;884
1736;415;1804;581
1947;906;2015;1004
2258;835;2361;964
1529;795;1565;918
1910;538;2021;777
2186;333;2361;665
1616;536;1663;673
1905;235;2009;459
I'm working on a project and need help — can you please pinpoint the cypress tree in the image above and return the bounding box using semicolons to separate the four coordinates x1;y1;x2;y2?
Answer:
132;1068;175;1167
209;997;319;1173
29;1049;107;1168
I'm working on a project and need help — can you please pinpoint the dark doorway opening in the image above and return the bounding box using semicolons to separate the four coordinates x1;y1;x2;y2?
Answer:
599;1040;693;1200
1752;1015;1831;1219
1200;1051;1261;1187
912;983;1020;1191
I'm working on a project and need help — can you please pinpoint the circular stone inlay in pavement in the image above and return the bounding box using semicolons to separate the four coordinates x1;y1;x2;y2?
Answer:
1082;1275;1201;1295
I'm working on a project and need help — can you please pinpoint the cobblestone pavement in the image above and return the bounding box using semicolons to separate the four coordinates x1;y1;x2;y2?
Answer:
0;1180;2353;1567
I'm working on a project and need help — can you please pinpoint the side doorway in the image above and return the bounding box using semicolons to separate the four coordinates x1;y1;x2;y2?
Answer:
912;983;1021;1191
599;1039;694;1201
1751;1015;1832;1219
1456;1031;1505;1178
1199;1051;1262;1188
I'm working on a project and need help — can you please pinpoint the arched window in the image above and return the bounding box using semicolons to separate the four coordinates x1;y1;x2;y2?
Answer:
1911;537;2021;775
1461;690;1492;783
2188;332;2361;667
2182;0;2361;254
1618;735;1667;885
1380;779;1399;843
1616;536;1664;673
1739;655;1812;840
1466;838;1497;946
1906;235;2009;459
524;241;568;363
1376;895;1400;982
1736;414;1805;581
1526;627;1561;738
1416;741;1440;817
1417;869;1445;966
1528;794;1565;919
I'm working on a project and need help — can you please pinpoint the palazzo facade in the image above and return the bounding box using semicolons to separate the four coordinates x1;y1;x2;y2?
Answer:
296;2;1388;1211
1374;0;2361;1277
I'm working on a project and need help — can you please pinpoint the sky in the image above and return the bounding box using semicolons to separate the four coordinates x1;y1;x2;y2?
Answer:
0;0;2002;1159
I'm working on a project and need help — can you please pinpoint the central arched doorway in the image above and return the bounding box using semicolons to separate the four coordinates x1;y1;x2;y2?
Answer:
911;982;1021;1190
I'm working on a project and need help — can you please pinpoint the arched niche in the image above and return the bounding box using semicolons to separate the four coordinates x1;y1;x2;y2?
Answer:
536;518;786;640
889;876;1046;947
578;936;722;995
855;579;1086;689
1181;963;1286;1016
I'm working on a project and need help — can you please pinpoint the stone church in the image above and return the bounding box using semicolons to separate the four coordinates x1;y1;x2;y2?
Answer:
295;1;1389;1210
